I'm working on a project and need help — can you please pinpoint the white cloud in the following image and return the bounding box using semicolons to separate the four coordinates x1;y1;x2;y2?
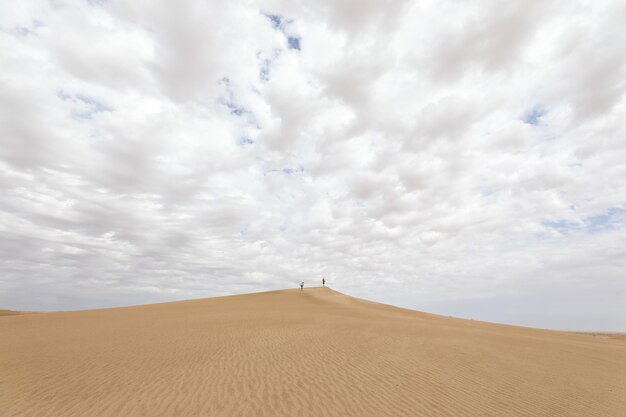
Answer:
0;0;625;331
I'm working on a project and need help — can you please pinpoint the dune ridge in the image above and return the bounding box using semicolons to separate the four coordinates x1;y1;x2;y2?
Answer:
1;287;625;416
0;309;29;317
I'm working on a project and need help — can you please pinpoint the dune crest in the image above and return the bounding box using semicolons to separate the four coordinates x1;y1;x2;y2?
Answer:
0;309;29;317
1;287;625;416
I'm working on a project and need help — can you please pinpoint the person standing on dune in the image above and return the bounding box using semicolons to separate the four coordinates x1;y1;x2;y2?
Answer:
300;281;304;291
322;277;325;286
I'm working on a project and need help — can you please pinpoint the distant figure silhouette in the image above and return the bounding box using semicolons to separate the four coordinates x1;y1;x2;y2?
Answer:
322;278;325;286
300;281;304;291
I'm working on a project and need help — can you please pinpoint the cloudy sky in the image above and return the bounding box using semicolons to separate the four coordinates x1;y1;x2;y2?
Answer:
1;0;625;331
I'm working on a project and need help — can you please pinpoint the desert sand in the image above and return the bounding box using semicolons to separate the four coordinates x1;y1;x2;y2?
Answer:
0;310;23;317
1;287;625;416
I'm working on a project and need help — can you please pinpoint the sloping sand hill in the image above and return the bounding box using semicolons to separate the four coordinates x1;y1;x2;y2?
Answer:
0;309;27;317
1;287;625;416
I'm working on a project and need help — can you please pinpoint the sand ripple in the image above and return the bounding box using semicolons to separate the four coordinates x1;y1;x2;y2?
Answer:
1;288;625;416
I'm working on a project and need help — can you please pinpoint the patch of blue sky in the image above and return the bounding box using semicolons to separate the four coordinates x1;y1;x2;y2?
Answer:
73;95;112;119
257;49;281;82
76;95;112;113
542;206;626;236
542;219;580;234
218;78;259;127
237;137;255;148
2;20;43;37
522;104;546;125
218;78;243;114
262;11;301;52
226;102;246;116
266;165;305;176
287;37;301;50
281;166;304;175
262;12;293;30
56;90;72;101
264;13;284;30
586;207;626;232
259;58;271;82
56;90;112;119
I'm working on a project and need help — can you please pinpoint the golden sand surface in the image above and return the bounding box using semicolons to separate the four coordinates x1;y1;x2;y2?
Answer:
0;310;27;317
1;287;625;416
0;310;16;317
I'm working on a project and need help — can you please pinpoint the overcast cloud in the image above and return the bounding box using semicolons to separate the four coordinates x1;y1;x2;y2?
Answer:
1;0;625;331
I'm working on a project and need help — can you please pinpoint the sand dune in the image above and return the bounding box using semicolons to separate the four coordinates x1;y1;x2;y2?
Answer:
0;309;29;317
0;310;17;317
1;287;624;416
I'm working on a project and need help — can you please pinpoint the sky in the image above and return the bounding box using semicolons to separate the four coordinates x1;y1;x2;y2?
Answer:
1;0;625;331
